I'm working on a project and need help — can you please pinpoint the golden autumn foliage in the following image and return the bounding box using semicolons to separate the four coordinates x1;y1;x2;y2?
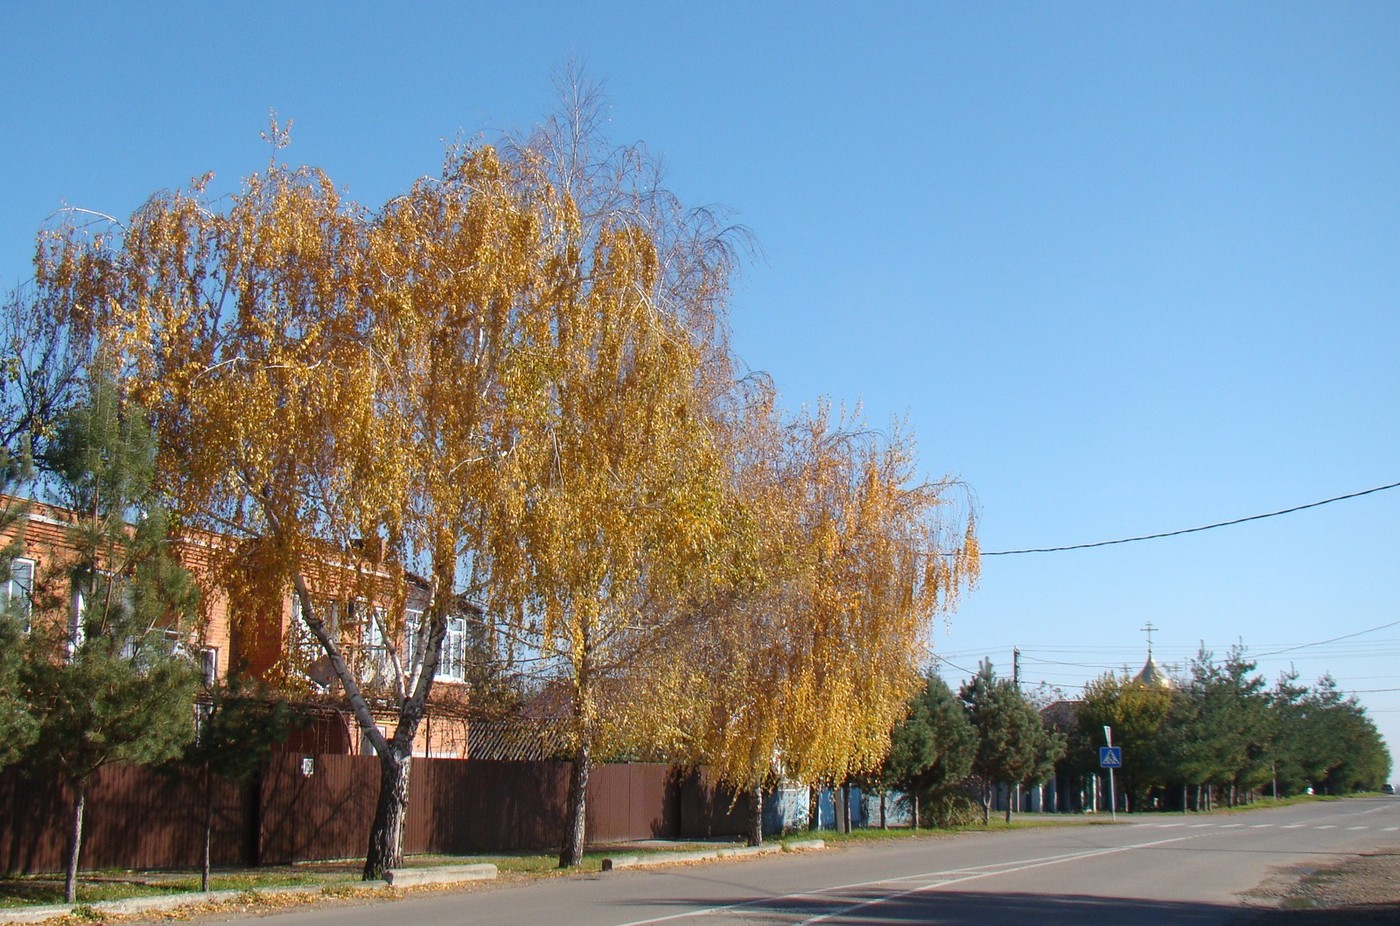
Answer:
679;392;979;814
23;94;979;870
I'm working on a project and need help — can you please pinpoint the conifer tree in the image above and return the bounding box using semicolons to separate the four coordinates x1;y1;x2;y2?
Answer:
880;673;977;825
0;534;36;770
961;660;1064;824
183;676;301;891
22;375;200;902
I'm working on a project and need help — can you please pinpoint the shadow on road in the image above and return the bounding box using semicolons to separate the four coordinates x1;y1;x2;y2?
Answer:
621;889;1400;925
1240;904;1400;925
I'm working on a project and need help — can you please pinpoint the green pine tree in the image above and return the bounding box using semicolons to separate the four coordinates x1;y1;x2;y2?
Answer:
23;375;200;903
881;673;977;826
961;660;1065;824
183;675;302;891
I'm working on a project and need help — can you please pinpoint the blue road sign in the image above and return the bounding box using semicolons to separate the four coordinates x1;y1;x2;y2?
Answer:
1100;746;1122;768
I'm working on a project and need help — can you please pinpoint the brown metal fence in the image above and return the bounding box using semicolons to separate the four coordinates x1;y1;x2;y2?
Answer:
0;757;744;875
0;764;254;874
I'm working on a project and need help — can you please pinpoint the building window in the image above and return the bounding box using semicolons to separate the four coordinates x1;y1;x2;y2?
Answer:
200;646;219;685
439;616;466;682
404;607;424;668
3;557;34;631
403;609;466;682
72;570;134;653
357;602;392;687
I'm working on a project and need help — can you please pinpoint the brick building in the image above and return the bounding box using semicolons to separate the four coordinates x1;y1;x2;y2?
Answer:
2;495;471;759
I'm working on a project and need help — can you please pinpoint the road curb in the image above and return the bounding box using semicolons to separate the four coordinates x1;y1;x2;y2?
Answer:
385;864;498;887
602;839;824;871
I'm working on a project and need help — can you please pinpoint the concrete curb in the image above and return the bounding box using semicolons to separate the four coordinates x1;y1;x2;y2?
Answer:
0;906;70;925
716;844;782;859
603;850;717;871
384;863;497;887
602;839;824;872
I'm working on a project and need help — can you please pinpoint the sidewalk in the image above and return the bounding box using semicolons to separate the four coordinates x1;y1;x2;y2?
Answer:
0;864;497;925
0;839;826;924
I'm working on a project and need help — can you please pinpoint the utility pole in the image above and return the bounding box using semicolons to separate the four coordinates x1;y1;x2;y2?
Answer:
1013;647;1020;689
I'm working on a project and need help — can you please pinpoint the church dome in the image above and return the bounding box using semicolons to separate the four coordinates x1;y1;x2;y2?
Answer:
1133;653;1171;689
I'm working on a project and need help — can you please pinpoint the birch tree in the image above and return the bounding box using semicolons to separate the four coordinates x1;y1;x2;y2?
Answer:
33;95;742;874
492;94;741;866
687;397;980;845
31;135;548;877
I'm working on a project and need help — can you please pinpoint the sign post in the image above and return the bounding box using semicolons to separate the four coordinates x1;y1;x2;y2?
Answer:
1100;726;1119;821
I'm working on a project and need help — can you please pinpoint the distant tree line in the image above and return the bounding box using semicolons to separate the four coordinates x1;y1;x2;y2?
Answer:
879;660;1065;826
879;649;1390;826
1063;646;1391;811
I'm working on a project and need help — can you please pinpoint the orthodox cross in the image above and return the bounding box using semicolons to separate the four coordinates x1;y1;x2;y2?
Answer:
1141;621;1157;656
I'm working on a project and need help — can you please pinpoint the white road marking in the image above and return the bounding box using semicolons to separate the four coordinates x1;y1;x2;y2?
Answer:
612;836;1196;926
797;836;1195;926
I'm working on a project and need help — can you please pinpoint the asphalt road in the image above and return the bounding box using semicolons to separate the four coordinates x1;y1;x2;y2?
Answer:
225;798;1400;926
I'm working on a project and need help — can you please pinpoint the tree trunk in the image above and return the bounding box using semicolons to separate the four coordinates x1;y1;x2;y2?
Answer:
912;793;920;830
559;741;591;868
808;785;820;831
65;781;85;904
1004;783;1013;824
363;748;411;880
879;791;887;830
746;783;763;847
841;782;852;833
980;780;991;825
202;764;214;892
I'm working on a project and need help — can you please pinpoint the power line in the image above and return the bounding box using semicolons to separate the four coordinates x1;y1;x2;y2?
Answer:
1251;619;1400;659
983;479;1400;556
930;654;978;677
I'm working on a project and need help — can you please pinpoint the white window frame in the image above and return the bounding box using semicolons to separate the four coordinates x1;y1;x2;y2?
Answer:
403;608;466;683
439;615;467;683
356;600;392;686
200;646;219;686
3;557;34;631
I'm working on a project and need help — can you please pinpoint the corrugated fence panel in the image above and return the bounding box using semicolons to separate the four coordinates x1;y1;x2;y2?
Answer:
0;765;251;874
412;759;571;853
679;768;750;839
258;754;379;865
585;763;679;842
0;768;69;874
1;758;738;873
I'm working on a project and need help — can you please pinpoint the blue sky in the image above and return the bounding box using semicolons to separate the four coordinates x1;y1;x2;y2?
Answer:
3;2;1397;769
